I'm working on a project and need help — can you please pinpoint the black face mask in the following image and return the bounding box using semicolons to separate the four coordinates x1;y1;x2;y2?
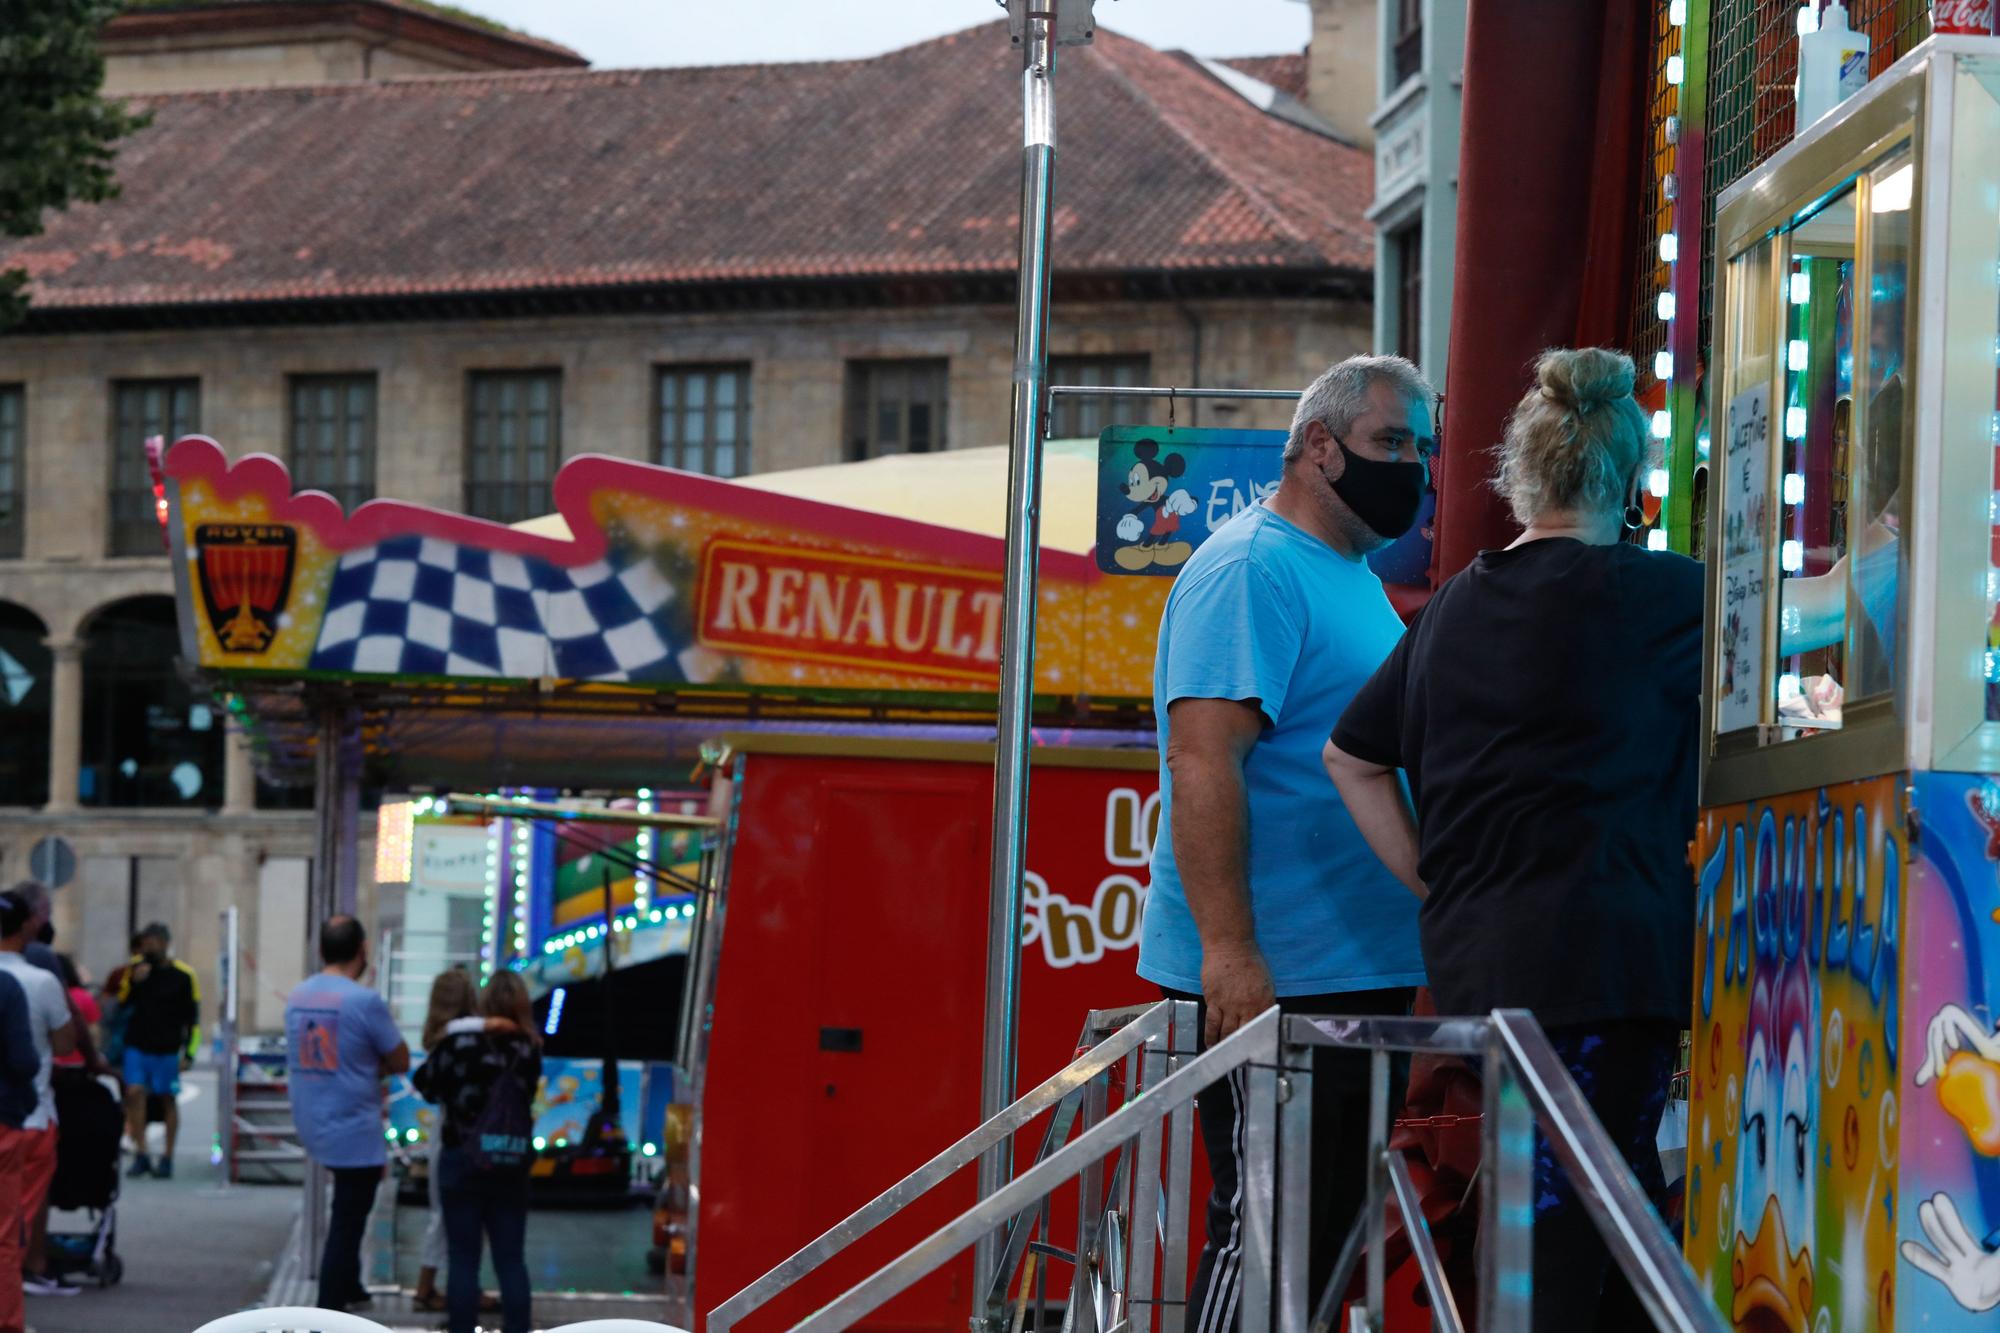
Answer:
1322;437;1427;540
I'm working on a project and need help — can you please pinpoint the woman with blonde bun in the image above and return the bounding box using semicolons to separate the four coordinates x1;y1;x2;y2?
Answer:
1324;347;1702;1330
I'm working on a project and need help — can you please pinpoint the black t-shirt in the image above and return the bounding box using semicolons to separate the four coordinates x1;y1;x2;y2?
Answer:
1330;539;1703;1027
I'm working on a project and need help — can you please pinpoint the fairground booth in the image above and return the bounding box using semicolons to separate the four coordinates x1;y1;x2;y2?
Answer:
164;395;1384;1326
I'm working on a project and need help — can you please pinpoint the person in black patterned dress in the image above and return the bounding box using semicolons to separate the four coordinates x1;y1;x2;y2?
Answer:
413;971;542;1333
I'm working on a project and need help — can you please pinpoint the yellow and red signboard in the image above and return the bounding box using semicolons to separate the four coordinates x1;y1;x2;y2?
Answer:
163;438;1166;701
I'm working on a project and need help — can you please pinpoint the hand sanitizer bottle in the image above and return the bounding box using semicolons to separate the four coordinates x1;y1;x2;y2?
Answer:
1796;2;1872;131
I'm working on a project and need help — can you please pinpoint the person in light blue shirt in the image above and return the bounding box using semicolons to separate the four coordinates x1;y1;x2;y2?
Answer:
285;915;409;1314
1138;354;1433;1330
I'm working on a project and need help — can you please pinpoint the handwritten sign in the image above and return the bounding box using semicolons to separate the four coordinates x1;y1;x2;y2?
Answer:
412;824;493;896
1718;383;1773;734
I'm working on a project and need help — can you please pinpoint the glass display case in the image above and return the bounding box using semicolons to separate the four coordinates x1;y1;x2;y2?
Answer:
1704;37;2000;802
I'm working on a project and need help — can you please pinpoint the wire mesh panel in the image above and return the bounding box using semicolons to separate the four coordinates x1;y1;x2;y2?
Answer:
1700;0;1932;349
1630;1;1680;371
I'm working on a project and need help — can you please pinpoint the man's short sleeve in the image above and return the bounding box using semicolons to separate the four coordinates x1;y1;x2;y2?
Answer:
1159;559;1302;727
362;992;404;1058
25;969;68;1037
1331;625;1413;769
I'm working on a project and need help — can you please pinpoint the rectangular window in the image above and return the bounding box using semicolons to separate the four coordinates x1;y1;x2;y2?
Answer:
109;379;199;557
844;359;949;461
1395;224;1424;364
465;370;561;523
657;364;752;477
289;373;378;511
0;386;22;559
1392;0;1423;86
1048;355;1153;440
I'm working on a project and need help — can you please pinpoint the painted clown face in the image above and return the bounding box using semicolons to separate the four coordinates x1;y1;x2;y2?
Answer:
1732;961;1817;1333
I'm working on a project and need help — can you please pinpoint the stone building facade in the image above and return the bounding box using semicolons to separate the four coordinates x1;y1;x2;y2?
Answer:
0;2;1377;1029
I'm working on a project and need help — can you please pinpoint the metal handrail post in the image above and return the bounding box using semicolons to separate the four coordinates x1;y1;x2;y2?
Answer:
1475;1031;1533;1332
1158;999;1197;1333
1239;1050;1282;1333
793;1009;1281;1333
1273;1036;1313;1333
1489;1012;1718;1333
1362;1050;1390;1329
976;0;1060;1300
1124;1020;1167;1333
713;1000;1171;1333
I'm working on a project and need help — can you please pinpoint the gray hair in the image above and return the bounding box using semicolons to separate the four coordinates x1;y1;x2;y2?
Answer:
1492;348;1650;525
1283;354;1435;462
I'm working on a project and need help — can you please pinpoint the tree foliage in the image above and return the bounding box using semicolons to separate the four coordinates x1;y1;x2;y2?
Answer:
0;0;150;326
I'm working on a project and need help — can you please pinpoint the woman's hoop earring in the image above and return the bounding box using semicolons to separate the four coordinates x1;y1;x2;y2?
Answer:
1623;502;1646;531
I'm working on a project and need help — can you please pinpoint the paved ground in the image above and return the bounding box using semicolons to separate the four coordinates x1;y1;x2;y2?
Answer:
22;1068;672;1331
27;1069;303;1333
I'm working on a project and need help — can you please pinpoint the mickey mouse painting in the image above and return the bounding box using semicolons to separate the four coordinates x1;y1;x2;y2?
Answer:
1112;440;1197;571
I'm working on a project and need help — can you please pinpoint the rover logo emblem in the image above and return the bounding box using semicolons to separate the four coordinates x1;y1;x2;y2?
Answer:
195;523;296;653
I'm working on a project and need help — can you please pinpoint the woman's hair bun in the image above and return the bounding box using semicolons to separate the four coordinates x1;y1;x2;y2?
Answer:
1534;347;1636;420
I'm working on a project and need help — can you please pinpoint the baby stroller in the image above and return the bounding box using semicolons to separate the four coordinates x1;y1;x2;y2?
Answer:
47;1070;126;1287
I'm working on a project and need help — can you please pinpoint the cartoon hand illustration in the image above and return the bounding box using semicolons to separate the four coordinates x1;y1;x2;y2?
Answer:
1902;1193;2000;1312
1917;1005;2000;1086
1116;514;1143;542
1162;488;1196;518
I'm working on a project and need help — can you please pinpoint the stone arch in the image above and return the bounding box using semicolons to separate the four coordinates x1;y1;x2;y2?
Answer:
79;594;222;809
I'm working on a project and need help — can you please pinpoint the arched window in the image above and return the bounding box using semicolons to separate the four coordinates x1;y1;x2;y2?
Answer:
80;596;223;808
0;603;50;806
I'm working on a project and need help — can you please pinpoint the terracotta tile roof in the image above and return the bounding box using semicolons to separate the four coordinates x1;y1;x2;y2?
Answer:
108;0;587;67
8;21;1369;314
1218;54;1310;101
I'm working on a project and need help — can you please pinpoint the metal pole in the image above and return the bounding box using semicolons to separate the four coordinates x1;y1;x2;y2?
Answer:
975;1;1059;1305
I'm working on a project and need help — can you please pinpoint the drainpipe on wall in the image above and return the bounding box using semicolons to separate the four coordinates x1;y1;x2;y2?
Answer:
1164;274;1203;428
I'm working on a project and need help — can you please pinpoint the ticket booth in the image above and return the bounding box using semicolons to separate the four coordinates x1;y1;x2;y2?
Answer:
1689;37;2000;1333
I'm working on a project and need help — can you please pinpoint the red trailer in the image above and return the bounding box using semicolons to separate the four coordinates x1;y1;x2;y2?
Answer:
685;735;1174;1331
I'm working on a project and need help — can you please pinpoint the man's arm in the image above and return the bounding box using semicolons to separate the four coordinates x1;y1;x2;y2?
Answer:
1166;696;1273;1044
1322;741;1426;901
48;1016;77;1060
381;1041;412;1076
177;961;202;1066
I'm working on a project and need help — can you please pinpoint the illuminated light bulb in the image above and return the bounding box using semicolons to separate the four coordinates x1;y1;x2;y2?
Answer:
533;1136;547;1151
1659;232;1678;264
1647;530;1669;552
1662;172;1678;201
1787;340;1809;372
637;787;653;800
406;1128;421;1143
1658;292;1676;321
651;910;664;924
1651;410;1671;440
1785;473;1807;505
1781;539;1804;572
1665;115;1681;146
1667;55;1684;85
1697;431;1712;460
1785;406;1807;439
1791;272;1811;304
385;1128;397;1141
1648;469;1670;498
1655;350;1674;381
1670;0;1687;24
643;1143;659;1157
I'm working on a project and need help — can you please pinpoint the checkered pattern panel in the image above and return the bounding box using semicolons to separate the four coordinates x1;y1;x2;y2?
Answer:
308;534;693;683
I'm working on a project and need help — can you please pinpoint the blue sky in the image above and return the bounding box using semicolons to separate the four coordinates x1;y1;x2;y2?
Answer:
466;0;1312;69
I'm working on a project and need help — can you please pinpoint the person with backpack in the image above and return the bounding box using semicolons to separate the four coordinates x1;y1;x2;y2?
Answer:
413;970;542;1333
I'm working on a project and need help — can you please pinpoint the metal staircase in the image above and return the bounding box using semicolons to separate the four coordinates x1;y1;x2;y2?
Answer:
715;1000;1727;1333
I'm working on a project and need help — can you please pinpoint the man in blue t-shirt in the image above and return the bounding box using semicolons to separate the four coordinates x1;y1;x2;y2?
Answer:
285;916;409;1314
1138;353;1435;1328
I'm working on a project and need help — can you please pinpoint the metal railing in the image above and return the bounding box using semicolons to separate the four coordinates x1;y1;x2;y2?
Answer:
718;1001;1723;1333
709;998;1202;1333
